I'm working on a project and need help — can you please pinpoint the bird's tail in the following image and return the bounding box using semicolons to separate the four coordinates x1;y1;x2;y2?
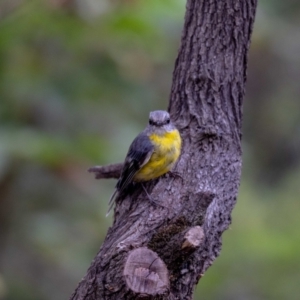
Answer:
106;188;119;217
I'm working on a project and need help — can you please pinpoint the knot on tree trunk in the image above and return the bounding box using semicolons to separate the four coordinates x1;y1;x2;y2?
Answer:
123;247;169;297
181;226;204;250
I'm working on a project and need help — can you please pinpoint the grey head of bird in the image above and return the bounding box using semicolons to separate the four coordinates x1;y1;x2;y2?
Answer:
147;110;176;134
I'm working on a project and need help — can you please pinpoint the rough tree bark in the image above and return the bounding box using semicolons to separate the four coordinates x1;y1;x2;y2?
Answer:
71;0;257;299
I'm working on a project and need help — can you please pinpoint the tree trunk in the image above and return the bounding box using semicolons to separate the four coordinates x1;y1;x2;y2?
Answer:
70;0;257;299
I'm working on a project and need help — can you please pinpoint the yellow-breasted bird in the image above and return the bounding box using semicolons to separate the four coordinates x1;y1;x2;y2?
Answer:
107;110;181;216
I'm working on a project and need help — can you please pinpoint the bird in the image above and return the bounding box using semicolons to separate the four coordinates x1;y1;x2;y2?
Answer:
106;110;181;216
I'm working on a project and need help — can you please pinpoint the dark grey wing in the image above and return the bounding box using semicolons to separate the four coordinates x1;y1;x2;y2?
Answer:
116;132;154;193
106;132;153;216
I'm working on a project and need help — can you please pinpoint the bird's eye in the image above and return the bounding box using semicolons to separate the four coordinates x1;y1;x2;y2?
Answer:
149;120;154;125
166;119;170;124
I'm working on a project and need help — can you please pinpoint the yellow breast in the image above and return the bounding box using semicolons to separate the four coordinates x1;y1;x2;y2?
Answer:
134;129;181;182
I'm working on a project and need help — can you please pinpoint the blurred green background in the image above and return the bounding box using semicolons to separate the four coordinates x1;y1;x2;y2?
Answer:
0;0;300;299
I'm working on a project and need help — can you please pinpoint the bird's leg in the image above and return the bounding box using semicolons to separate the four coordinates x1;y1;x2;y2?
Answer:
141;183;168;211
168;170;183;180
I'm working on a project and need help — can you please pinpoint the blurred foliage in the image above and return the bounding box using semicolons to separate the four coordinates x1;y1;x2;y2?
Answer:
0;0;299;299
